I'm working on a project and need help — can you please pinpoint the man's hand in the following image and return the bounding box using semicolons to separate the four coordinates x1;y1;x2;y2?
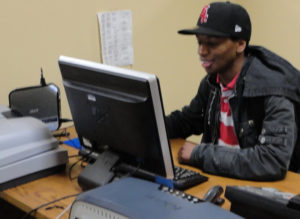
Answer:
177;142;197;164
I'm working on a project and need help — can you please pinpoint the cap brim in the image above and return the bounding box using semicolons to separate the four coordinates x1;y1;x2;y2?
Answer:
178;26;229;37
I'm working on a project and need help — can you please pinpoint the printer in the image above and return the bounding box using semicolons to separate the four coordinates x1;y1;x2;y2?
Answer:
0;105;68;191
70;177;242;219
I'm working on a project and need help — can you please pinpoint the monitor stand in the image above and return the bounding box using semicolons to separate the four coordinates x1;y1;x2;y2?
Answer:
77;150;120;191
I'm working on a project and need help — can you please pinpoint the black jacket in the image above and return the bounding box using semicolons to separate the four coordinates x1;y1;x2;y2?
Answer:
166;46;300;181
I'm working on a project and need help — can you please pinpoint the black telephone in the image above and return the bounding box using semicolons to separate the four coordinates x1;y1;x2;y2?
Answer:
225;185;300;219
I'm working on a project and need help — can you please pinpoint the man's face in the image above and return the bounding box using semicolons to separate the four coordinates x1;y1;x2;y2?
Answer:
196;35;242;75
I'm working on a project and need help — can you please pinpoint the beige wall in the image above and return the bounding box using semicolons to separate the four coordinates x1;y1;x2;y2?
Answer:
1;0;300;142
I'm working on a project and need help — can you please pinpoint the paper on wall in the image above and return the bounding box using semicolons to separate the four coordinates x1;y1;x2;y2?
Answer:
97;10;134;66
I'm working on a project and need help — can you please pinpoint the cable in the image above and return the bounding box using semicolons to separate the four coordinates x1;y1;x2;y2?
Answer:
113;162;142;179
40;67;47;86
21;193;80;219
68;150;93;180
56;203;72;219
60;118;73;123
53;130;70;138
68;156;85;181
126;163;142;177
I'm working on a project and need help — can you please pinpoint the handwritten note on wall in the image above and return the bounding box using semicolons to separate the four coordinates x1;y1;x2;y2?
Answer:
97;10;134;66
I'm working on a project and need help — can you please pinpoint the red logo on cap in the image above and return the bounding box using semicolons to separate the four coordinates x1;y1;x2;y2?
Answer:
200;5;210;23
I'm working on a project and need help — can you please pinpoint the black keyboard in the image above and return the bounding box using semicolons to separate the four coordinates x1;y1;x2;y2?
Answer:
173;166;208;190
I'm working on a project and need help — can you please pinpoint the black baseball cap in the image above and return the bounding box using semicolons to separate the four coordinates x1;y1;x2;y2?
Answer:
178;1;251;41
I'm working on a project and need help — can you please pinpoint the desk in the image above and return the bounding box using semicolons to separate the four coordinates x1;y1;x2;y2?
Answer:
1;126;300;218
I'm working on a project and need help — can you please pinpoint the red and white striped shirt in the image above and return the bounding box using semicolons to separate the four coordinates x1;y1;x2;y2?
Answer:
217;74;240;148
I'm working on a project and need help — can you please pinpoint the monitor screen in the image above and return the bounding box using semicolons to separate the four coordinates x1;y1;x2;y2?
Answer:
58;56;174;179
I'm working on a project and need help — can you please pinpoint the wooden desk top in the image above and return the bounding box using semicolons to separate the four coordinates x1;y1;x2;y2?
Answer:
1;126;300;218
172;139;300;209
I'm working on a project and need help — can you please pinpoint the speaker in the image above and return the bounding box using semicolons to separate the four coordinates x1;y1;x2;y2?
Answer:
8;83;61;131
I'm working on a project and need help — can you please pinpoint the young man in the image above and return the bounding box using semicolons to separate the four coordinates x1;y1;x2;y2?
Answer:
165;1;300;180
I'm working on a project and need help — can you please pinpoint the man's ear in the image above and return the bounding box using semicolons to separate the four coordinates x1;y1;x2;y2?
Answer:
236;39;247;54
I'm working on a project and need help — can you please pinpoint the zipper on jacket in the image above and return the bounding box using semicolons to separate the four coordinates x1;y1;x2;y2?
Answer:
228;75;245;147
211;88;220;143
213;97;220;144
208;89;217;126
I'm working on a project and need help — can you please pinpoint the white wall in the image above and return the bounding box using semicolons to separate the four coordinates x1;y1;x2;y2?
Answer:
1;0;300;143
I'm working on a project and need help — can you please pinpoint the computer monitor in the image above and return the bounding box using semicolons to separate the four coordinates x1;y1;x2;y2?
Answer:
58;56;175;179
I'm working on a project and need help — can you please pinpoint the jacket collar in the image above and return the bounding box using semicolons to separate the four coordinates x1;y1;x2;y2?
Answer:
242;45;300;103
